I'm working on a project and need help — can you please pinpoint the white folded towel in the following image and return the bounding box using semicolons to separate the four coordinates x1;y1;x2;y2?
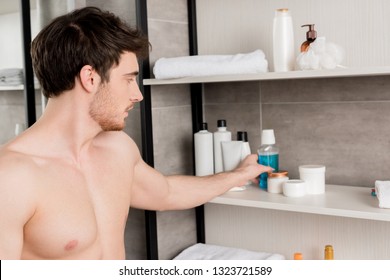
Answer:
0;68;40;87
153;50;268;79
375;180;390;208
0;68;23;86
173;243;285;260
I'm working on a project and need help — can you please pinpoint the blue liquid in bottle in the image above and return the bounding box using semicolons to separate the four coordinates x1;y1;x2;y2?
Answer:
258;129;279;190
258;153;279;190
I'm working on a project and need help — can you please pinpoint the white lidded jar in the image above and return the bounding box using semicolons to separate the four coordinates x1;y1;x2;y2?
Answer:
213;119;232;173
194;122;214;176
267;170;289;194
273;8;295;72
299;165;326;194
283;179;306;197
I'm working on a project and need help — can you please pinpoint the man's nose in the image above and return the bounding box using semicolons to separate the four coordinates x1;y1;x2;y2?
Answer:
130;83;143;102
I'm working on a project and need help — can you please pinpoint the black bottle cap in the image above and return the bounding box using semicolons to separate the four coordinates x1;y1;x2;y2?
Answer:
217;119;227;127
200;122;208;131
237;131;248;142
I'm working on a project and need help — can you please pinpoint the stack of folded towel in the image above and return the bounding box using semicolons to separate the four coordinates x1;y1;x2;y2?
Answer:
153;49;268;79
173;243;285;260
375;180;390;208
0;68;23;86
0;68;40;87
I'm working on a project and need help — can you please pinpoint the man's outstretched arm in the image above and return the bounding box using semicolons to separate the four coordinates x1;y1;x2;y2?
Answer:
131;153;271;211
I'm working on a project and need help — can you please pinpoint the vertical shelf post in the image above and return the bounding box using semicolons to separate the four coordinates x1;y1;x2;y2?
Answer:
188;0;206;244
20;0;36;127
136;0;159;260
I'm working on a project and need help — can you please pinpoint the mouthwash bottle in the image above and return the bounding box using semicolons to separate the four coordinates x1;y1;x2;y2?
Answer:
258;129;279;190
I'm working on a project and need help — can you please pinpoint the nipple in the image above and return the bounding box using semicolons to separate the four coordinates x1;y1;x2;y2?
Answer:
64;239;79;251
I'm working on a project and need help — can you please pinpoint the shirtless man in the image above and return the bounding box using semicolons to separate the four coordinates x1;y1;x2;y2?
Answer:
0;7;271;260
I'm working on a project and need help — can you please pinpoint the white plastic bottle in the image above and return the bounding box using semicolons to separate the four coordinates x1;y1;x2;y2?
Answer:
273;8;295;72
213;119;232;173
237;131;252;187
194;122;214;176
237;131;251;160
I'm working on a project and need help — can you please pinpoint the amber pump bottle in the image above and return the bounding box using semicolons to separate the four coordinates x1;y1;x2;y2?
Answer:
300;24;317;52
324;245;334;260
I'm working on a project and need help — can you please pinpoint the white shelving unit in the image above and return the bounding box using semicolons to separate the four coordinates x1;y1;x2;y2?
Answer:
143;66;390;86
209;184;390;222
143;66;390;223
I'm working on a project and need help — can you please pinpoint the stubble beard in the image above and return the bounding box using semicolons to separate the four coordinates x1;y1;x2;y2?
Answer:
89;83;125;131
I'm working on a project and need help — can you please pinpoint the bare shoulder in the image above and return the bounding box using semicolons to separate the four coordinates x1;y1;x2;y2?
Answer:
0;146;40;183
0;146;38;216
94;131;142;161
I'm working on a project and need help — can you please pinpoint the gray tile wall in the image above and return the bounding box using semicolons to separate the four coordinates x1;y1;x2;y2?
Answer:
147;0;197;260
204;75;390;188
0;90;42;145
204;82;261;153
261;76;390;187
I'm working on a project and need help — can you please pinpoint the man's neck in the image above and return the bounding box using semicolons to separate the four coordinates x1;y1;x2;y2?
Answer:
26;92;103;163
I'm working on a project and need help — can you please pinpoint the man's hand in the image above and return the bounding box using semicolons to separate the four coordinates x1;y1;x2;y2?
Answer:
234;154;273;185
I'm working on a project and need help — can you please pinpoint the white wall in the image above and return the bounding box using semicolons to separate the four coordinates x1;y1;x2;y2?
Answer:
197;0;390;70
0;10;39;69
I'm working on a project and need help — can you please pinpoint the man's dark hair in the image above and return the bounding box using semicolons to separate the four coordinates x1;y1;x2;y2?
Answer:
31;6;149;98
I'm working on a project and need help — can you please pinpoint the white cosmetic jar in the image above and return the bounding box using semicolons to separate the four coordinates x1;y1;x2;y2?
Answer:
299;165;326;194
283;179;306;197
267;170;289;194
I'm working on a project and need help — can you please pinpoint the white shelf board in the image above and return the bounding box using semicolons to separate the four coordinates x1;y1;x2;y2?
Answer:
143;66;390;85
0;85;40;91
208;184;390;222
0;85;25;91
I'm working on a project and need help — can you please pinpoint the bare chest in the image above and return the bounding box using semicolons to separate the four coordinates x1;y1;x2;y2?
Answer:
22;159;133;259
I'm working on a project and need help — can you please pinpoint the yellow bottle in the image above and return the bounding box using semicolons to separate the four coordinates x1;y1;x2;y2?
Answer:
324;245;334;260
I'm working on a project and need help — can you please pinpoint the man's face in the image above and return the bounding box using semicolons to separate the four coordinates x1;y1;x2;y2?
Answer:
89;52;143;131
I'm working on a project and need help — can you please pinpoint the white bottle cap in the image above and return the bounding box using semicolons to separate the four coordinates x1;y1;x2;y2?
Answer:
261;129;275;145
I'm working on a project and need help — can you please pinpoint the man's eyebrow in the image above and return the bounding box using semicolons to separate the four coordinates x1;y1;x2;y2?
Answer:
123;71;139;77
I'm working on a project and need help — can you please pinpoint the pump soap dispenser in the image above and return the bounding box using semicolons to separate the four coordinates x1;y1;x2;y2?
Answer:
300;24;317;52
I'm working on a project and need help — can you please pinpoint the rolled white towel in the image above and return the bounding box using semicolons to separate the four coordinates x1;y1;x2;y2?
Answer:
375;180;390;208
153;50;268;79
173;243;285;260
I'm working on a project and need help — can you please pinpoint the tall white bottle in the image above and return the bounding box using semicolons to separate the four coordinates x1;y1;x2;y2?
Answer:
237;131;252;187
273;8;295;72
237;131;251;160
194;122;214;176
213;119;232;173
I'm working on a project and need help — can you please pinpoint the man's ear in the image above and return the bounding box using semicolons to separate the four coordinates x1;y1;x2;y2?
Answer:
79;65;100;92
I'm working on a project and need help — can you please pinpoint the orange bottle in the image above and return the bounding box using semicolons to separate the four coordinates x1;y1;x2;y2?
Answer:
293;252;303;260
